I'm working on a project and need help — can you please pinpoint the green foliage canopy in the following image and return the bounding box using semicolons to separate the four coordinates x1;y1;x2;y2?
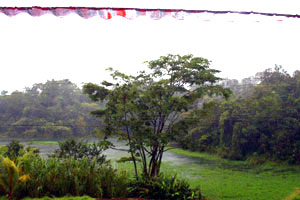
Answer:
0;79;102;138
178;66;300;164
83;54;230;177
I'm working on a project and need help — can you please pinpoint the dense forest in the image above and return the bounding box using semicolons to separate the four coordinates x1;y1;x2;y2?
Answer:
0;79;102;138
176;66;300;164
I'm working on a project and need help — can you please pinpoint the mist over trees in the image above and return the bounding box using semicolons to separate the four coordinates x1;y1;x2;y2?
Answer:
0;79;102;138
1;64;300;164
177;66;300;164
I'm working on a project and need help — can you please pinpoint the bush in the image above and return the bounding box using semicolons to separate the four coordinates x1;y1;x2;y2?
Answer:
5;140;25;161
52;138;109;165
15;155;130;199
97;166;130;198
128;173;202;200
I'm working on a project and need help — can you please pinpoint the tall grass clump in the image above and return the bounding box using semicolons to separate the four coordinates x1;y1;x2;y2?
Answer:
15;152;130;199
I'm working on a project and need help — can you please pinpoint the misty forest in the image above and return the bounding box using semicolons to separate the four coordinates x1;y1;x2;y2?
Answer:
0;55;300;200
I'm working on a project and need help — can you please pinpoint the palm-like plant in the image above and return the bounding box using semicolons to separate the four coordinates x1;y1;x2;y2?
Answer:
0;156;30;200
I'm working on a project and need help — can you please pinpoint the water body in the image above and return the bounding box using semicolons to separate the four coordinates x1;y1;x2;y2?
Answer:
0;138;196;165
0;138;275;173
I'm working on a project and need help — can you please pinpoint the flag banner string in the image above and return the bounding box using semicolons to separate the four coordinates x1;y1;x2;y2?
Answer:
0;7;299;21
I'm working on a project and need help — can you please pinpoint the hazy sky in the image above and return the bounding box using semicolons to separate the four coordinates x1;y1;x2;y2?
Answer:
1;0;300;92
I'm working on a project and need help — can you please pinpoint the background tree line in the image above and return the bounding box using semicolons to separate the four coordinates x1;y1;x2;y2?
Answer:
176;66;300;164
0;79;103;138
1;64;300;164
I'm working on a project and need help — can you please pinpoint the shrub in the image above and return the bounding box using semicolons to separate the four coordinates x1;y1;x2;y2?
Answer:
97;166;130;198
5;140;25;161
21;157;102;198
52;138;109;165
128;173;202;200
15;154;130;199
0;156;30;200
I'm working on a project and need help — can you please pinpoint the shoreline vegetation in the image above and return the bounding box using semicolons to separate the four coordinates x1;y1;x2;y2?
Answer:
1;141;299;200
0;139;203;200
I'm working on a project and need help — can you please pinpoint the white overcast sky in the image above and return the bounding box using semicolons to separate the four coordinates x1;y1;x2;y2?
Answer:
0;0;300;92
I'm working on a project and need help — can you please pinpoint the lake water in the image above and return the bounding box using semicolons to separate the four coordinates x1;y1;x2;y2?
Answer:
0;138;196;165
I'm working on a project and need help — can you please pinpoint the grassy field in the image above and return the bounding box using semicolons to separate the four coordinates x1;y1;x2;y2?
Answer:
114;149;300;200
165;149;300;200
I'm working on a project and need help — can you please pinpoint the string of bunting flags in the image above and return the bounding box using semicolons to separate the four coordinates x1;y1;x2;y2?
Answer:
0;7;299;21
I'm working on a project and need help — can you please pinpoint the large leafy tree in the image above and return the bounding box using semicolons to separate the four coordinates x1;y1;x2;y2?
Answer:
83;54;230;177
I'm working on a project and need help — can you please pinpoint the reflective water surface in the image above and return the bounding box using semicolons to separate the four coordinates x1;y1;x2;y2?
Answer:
0;138;196;165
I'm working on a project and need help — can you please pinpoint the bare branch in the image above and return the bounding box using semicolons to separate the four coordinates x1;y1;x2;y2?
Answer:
111;147;129;152
164;147;176;151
